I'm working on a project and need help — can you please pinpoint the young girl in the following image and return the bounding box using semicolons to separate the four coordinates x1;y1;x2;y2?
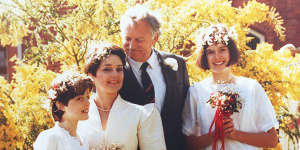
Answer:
34;71;93;150
182;24;278;150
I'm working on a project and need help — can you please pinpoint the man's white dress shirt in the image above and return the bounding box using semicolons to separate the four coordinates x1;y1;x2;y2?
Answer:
127;51;166;112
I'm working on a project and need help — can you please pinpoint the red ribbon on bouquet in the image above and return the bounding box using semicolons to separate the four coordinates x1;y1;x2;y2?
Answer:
208;100;232;150
207;90;242;150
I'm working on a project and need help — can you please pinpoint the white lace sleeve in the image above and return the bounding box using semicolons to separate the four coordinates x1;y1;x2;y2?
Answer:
33;131;57;150
182;86;201;136
138;104;167;150
253;81;279;132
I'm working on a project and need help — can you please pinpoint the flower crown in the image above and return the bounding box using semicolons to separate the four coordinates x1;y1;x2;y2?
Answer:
48;70;92;101
196;24;238;50
85;42;113;66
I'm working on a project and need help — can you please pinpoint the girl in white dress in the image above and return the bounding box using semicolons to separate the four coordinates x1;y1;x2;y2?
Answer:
34;71;93;150
182;24;279;150
78;43;166;150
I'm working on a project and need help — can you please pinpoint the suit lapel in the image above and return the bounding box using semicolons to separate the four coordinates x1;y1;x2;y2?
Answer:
123;61;148;105
123;51;177;111
124;62;140;88
155;51;177;116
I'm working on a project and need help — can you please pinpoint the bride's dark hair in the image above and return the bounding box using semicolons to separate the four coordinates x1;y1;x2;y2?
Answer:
84;42;126;76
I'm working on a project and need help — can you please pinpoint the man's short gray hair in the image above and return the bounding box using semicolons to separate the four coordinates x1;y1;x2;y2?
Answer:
120;4;161;38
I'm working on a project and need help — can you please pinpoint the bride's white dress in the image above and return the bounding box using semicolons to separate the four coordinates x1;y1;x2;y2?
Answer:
182;76;279;150
33;122;89;150
77;94;166;150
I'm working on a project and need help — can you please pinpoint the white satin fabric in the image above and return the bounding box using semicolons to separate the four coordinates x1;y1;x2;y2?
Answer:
33;122;89;150
182;76;279;150
77;94;166;150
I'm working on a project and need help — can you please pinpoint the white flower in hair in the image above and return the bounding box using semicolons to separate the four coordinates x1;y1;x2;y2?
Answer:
197;24;238;50
164;57;178;71
85;41;112;65
48;70;90;101
48;88;57;100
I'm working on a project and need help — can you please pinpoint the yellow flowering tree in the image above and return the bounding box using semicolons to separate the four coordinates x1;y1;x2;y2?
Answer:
0;57;56;149
0;77;23;149
0;0;299;149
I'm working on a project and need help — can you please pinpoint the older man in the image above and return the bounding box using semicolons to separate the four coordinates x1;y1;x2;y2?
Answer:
119;5;190;150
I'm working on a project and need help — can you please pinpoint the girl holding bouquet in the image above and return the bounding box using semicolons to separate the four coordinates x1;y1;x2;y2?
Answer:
182;24;278;150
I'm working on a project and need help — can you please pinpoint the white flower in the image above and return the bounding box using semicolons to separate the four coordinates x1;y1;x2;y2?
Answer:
48;89;57;100
164;57;178;71
196;24;238;50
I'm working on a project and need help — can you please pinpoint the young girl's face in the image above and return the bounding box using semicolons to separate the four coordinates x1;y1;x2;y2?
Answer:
206;43;231;73
62;89;90;121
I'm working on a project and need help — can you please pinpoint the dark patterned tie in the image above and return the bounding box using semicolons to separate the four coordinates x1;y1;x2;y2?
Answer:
140;62;155;103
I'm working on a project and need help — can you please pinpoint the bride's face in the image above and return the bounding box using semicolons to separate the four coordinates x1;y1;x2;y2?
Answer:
92;54;124;94
206;43;231;73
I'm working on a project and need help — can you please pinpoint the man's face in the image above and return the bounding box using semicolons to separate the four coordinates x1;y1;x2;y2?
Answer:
121;20;158;62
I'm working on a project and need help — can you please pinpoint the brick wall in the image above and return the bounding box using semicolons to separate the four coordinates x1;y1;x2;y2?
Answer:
6;46;17;81
232;0;300;49
5;46;61;82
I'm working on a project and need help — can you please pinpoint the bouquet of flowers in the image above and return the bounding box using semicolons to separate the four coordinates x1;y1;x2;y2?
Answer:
92;143;122;150
100;144;122;150
207;88;242;150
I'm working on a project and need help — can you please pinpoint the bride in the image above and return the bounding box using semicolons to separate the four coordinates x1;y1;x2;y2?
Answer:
78;42;166;150
182;24;279;150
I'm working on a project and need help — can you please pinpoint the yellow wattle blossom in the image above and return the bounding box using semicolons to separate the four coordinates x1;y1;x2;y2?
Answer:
0;0;298;149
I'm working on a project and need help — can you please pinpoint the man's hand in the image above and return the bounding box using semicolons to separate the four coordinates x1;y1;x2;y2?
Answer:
291;47;300;57
279;44;300;57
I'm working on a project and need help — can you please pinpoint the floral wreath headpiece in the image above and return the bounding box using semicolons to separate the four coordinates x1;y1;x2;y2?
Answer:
48;70;92;101
85;41;114;66
196;24;238;50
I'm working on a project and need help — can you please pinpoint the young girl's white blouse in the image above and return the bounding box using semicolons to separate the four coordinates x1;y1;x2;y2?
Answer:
33;122;89;150
182;76;279;150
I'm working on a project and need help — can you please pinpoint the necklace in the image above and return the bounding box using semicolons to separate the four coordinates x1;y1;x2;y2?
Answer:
94;99;112;112
96;105;111;112
214;75;235;84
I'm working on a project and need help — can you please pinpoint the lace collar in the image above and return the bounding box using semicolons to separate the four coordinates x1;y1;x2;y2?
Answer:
204;76;242;93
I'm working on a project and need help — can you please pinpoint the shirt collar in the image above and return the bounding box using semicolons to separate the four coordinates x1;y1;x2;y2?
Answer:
127;49;158;70
127;56;143;71
147;49;159;69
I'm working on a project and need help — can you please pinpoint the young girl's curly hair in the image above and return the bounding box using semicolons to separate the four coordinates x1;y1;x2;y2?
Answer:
48;70;94;121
